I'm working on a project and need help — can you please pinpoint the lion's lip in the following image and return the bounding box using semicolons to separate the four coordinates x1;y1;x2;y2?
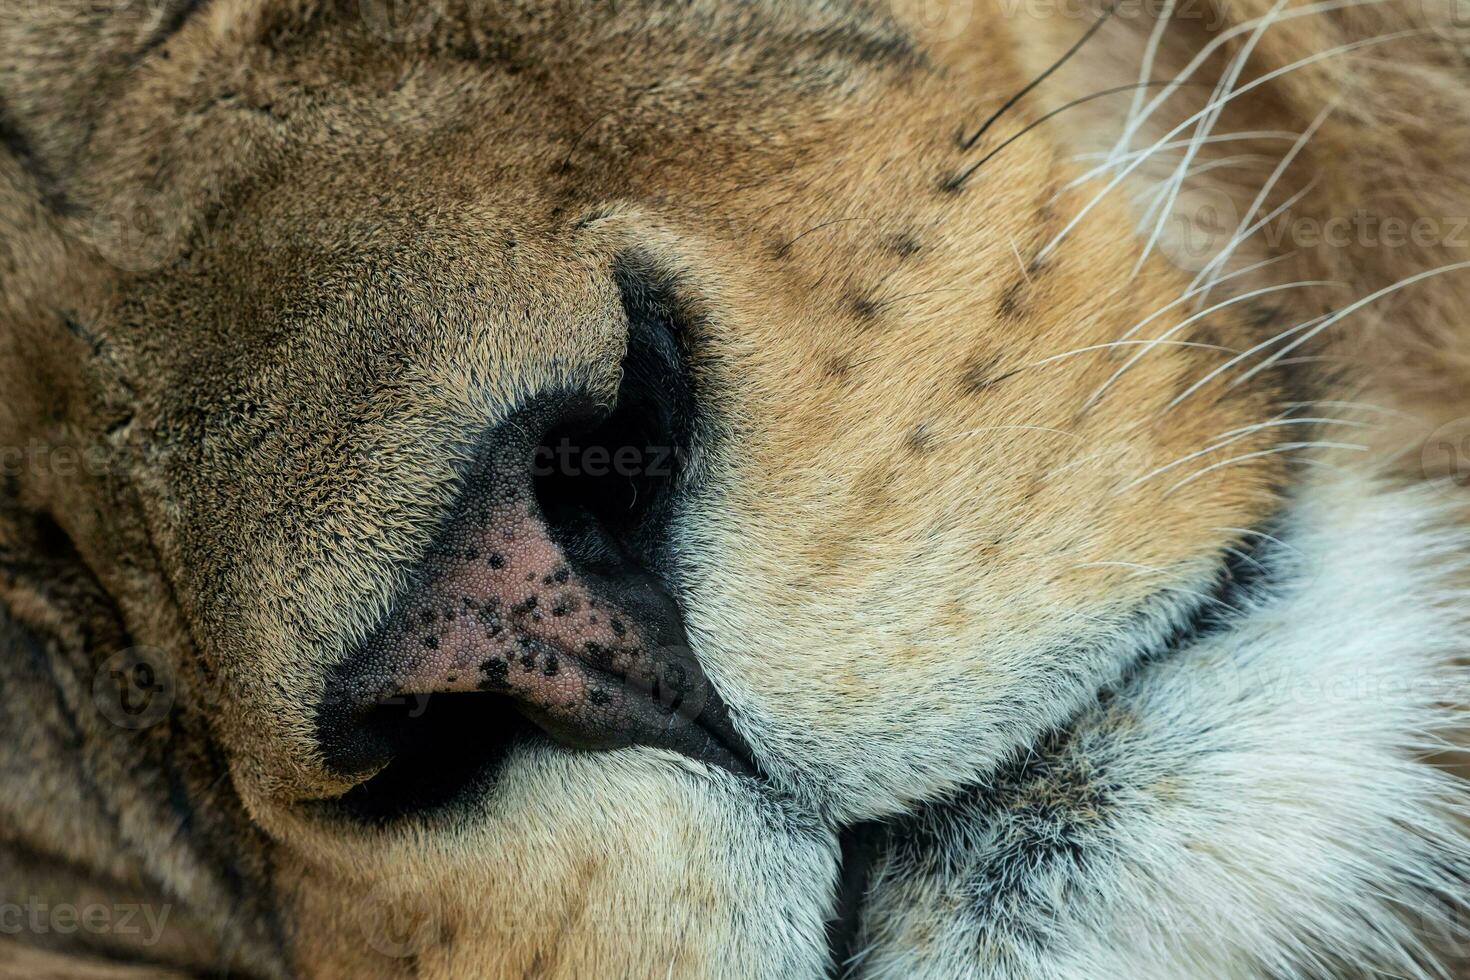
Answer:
301;652;755;824
505;646;758;775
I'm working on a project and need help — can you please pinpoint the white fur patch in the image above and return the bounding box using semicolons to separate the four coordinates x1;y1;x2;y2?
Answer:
853;471;1470;977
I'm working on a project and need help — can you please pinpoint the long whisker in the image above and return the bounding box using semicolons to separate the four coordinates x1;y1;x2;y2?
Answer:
1230;260;1470;386
1113;430;1256;493
1115;253;1298;343
1038;28;1422;263
1070;131;1303;175
1026;338;1242;370
1167;259;1470;412
1130;153;1277;237
959;0;1121;151
1115;405;1346;483
1112;0;1392;160
773;215;880;257
1131;0;1294;276
946;81;1209;190
1283;399;1412;419
1165;441;1368;494
1180;180;1318;290
1215;416;1371;437
1189;102;1337;303
1085;278;1337;409
1117;0;1180;161
1163;311;1334;410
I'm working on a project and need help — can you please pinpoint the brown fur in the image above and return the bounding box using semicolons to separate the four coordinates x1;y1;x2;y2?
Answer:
1;0;1466;975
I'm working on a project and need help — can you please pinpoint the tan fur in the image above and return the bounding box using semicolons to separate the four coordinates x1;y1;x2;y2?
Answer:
1;0;1466;976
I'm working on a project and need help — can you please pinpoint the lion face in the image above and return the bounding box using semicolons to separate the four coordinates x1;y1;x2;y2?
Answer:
3;0;1466;976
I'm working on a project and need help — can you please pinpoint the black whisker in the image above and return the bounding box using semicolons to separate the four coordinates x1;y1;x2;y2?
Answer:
559;111;618;173
944;80;1211;191
959;0;1121;151
774;215;881;258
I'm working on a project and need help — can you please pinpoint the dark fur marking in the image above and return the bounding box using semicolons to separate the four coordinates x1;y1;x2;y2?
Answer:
134;0;213;60
959;353;1019;394
996;279;1028;320
0;100;77;214
892;234;922;258
823;355;854;381
58;311;109;358
905;424;935;456
850;294;882;322
938;171;968;194
826;820;891;978
1248;304;1282;331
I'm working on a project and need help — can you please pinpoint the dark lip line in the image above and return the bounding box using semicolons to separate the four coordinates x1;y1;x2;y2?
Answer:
556;653;762;779
298;651;759;820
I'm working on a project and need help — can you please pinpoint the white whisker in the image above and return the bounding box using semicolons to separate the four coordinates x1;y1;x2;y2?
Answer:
1113;0;1392;159
1087;278;1336;408
1187;179;1318;303
1215;416;1371;438
1164;311;1333;411
1116;0;1180;163
1115;253;1298;344
1113;430;1255;493
1283;399;1412;419
1025;338;1241;372
1069;131;1302;181
1040;28;1422;263
1165;441;1368;494
1131;0;1293;277
1231;260;1470;385
1190;102;1337;302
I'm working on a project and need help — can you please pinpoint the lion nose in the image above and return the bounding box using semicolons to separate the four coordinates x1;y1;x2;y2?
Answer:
315;352;753;816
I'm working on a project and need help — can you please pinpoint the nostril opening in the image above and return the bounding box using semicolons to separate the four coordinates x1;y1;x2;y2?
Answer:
533;262;696;568
324;691;535;823
532;394;671;565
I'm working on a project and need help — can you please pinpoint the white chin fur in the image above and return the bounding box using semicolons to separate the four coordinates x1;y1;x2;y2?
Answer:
854;468;1470;979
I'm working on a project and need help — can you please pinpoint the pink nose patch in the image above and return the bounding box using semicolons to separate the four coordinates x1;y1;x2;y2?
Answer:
323;459;749;781
383;496;644;719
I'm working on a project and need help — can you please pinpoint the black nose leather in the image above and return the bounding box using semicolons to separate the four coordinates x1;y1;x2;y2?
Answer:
315;264;753;819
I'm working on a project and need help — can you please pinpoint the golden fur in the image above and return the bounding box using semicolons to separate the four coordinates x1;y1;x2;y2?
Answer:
1;0;1467;976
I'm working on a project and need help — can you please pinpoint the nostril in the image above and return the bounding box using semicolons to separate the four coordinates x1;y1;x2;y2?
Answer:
311;258;725;822
531;397;670;572
533;266;696;568
323;691;534;823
